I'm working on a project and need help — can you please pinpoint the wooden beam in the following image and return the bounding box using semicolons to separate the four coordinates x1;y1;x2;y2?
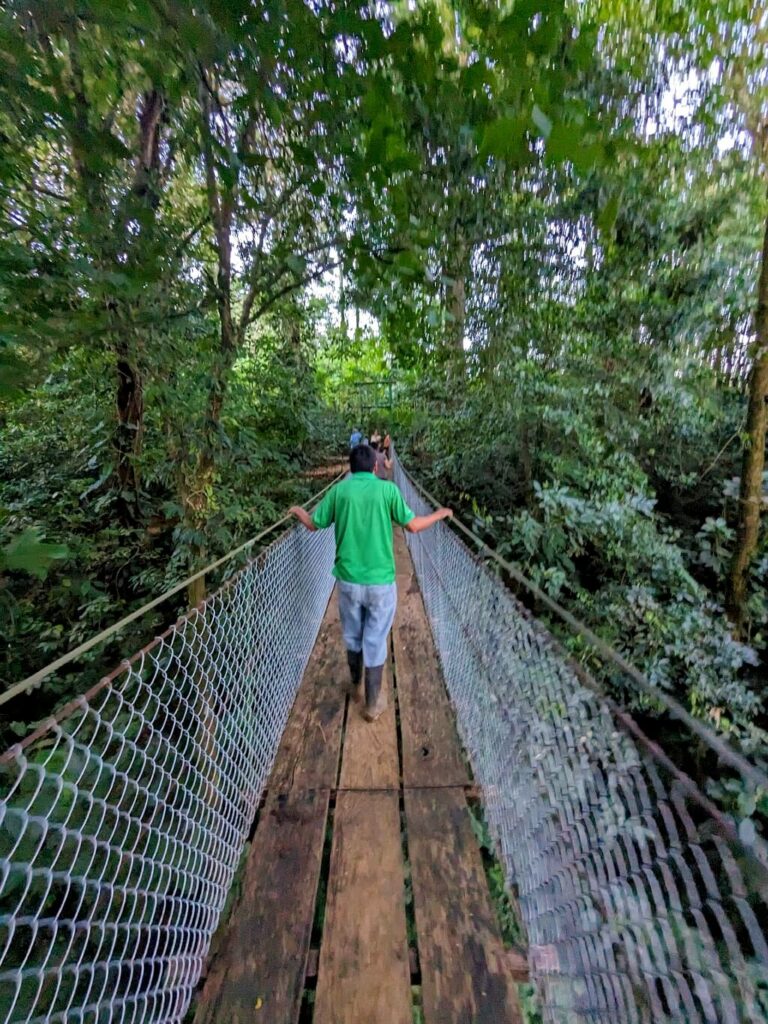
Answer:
314;791;412;1024
404;786;523;1023
393;532;470;788
268;595;346;797
338;659;400;790
195;789;330;1024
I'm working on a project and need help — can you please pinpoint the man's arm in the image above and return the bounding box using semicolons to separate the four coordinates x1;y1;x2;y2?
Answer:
289;506;318;531
405;508;453;533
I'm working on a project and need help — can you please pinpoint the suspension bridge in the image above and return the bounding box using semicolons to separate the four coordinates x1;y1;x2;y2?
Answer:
1;456;767;1024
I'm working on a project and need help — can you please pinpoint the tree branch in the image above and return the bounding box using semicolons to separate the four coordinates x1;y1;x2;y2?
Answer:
173;214;211;259
245;257;342;326
238;233;347;335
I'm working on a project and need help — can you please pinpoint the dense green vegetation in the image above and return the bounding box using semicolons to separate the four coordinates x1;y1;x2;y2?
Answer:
1;0;766;809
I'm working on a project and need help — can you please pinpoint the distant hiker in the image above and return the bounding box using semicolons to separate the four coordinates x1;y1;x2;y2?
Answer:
383;432;391;458
370;427;382;447
289;444;452;721
370;440;392;479
349;427;362;448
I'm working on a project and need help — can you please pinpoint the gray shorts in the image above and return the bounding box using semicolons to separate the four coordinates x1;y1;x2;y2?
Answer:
337;581;397;668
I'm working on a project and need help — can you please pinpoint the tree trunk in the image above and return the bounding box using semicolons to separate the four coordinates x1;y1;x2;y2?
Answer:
187;568;207;608
445;239;469;382
183;310;237;608
448;271;466;348
339;264;348;335
520;418;533;504
68;67;165;525
180;82;240;606
50;43;161;521
111;89;165;525
725;205;768;636
115;342;144;524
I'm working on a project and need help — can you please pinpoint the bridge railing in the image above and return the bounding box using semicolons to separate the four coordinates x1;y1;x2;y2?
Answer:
0;523;335;1024
394;455;768;1024
4;452;768;1024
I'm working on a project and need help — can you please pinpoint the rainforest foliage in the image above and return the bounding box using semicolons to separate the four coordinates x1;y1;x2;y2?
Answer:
1;0;767;791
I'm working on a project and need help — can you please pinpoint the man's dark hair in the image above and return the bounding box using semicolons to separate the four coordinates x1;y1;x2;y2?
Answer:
370;440;380;451
350;444;376;474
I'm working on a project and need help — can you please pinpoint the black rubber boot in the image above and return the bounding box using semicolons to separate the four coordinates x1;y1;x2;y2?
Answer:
363;664;386;722
346;649;363;701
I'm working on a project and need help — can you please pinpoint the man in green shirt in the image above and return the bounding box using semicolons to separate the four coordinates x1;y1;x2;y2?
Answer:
290;445;452;721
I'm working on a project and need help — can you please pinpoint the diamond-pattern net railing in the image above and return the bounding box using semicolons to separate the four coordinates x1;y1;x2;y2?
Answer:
394;457;768;1024
0;523;335;1024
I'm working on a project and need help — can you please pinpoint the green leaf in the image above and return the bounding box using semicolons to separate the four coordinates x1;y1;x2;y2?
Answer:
597;191;621;237
545;122;603;173
0;349;30;398
531;105;552;139
285;255;307;276
2;529;68;579
478;117;529;164
394;250;422;278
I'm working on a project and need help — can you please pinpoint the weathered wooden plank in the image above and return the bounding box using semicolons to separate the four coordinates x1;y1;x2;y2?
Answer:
404;786;522;1024
393;534;470;789
268;593;346;796
306;945;427;981
314;791;412;1024
195;788;330;1024
338;658;400;790
292;688;346;792
394;527;412;580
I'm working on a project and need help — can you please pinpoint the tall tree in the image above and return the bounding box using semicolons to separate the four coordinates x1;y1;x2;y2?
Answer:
727;194;768;634
2;1;201;525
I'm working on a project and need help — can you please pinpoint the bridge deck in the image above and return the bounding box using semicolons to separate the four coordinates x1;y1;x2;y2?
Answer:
194;532;525;1024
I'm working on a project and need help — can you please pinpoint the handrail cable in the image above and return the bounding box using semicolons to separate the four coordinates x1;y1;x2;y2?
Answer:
0;466;346;709
398;458;768;794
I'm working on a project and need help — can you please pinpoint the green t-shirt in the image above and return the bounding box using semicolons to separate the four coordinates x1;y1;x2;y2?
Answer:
312;472;415;584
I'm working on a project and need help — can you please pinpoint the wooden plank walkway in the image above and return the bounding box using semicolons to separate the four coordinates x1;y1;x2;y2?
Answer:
195;533;524;1024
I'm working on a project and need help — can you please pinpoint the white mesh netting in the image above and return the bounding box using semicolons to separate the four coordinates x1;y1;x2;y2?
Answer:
394;457;768;1024
0;522;335;1024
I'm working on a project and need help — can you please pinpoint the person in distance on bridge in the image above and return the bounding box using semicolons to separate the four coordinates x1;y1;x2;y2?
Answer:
349;426;362;448
370;439;392;480
289;444;452;722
